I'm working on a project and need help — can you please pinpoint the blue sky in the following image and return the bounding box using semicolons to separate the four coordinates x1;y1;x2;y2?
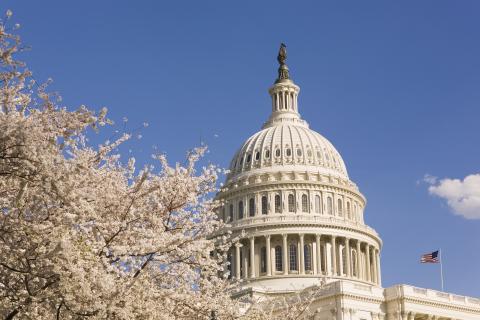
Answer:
3;1;479;297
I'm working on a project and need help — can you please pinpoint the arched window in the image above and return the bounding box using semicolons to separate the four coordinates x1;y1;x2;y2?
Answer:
275;195;281;213
246;154;251;163
288;194;295;212
315;195;321;214
275;149;281;158
286;148;292;157
238;201;244;219
338;199;343;217
301;194;309;213
255;151;260;161
289;244;298;271
327;197;333;215
304;244;312;271
261;196;268;215
296;149;302;157
229;204;234;222
249;198;255;217
265;149;270;159
275;246;283;271
346;202;351;219
353;204;357;221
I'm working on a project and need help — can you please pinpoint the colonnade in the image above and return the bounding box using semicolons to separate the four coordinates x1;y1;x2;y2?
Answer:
229;233;381;285
271;87;298;112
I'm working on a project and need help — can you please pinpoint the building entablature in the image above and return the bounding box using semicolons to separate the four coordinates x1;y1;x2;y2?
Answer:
225;218;382;247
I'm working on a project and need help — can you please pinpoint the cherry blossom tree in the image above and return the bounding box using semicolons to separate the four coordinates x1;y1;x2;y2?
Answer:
0;11;241;320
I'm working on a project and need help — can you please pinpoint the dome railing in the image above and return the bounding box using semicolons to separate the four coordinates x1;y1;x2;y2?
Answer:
226;214;380;238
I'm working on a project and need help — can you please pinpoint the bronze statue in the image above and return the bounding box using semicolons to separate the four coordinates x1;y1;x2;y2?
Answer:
275;43;290;82
277;43;287;66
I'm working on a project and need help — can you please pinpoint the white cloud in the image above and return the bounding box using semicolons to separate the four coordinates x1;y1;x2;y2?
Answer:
426;173;480;219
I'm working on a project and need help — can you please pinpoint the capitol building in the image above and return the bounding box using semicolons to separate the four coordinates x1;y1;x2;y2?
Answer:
216;45;480;320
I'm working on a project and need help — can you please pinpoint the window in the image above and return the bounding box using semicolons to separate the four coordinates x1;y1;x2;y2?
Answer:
240;157;244;165
275;195;281;213
222;207;226;222
227;253;232;279
265;149;270;159
240;250;243;277
327;197;333;215
289;244;298;271
338;199;343;217
275;246;283;271
249;198;255;217
246;154;251;163
352;250;357;277
347;202;351;219
317;150;321;159
302;194;309;213
238;201;244;219
307;149;312;157
286;148;292;157
315;195;321;214
228;204;233;221
296;149;302;157
261;247;267;273
288;194;295;212
275;149;281;157
255;151;260;161
304;245;312;271
261;196;268;215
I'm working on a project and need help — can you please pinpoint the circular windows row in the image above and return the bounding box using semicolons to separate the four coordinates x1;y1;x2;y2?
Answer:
233;148;340;169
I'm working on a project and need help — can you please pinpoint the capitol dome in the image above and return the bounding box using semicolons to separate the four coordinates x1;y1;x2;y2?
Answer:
228;114;349;181
217;44;382;295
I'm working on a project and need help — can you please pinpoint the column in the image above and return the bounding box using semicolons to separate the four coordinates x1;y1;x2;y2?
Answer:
345;238;351;277
265;235;271;276
300;234;305;274
315;234;321;275
376;248;382;286
356;240;361;279
282;234;288;275
249;237;255;278
372;247;378;284
366;244;371;282
243;246;248;279
331;236;337;276
235;243;241;280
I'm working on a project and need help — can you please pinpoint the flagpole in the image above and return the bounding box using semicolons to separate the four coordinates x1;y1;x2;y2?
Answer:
439;248;444;291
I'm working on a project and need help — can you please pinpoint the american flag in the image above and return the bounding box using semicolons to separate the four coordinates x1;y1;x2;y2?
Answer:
421;250;439;263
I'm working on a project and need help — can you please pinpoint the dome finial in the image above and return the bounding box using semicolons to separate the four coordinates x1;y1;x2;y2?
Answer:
275;43;290;83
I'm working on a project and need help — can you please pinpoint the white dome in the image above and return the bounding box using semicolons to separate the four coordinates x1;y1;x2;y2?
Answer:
228;124;349;180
